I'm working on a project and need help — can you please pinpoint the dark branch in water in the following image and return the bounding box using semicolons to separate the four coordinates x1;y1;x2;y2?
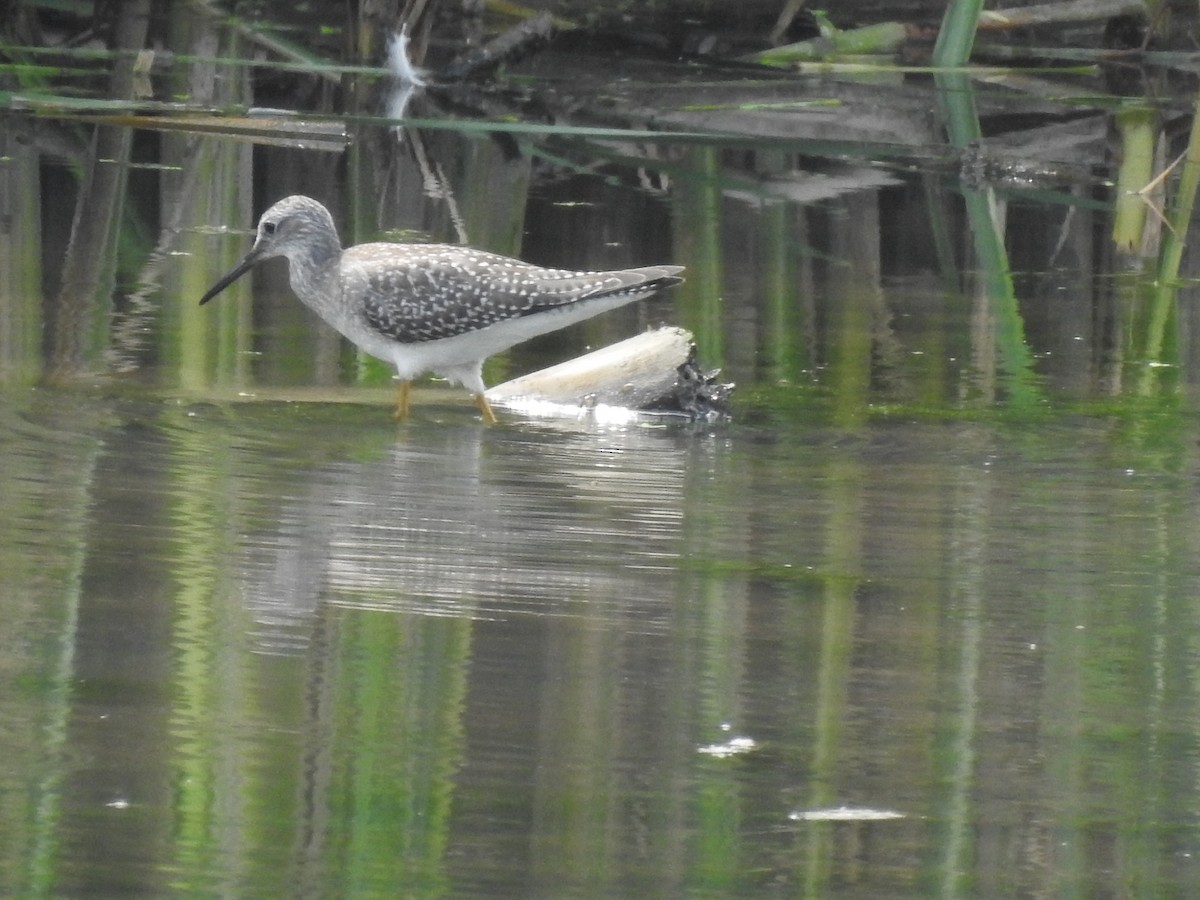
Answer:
650;349;734;422
436;11;556;82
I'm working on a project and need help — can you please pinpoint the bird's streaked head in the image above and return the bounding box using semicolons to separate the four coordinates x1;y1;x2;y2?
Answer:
199;196;340;305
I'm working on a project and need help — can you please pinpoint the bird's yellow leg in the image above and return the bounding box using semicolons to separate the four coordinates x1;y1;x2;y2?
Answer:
394;380;412;421
474;393;498;424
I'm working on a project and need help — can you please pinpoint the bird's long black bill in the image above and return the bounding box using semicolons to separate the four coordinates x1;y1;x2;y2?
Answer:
198;247;263;306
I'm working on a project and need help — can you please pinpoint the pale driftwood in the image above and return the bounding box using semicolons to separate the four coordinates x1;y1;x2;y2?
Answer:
486;326;692;408
485;326;722;417
977;0;1145;30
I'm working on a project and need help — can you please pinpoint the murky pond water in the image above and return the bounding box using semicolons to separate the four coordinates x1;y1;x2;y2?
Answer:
6;2;1200;897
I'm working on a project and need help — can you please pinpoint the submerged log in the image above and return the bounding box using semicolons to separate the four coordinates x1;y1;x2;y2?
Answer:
485;326;732;420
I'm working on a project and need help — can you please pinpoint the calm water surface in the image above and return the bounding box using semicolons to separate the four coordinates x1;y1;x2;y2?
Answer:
7;391;1200;897
7;4;1200;897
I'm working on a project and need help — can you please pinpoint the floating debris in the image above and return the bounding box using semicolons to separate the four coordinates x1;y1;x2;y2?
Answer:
386;31;427;88
697;736;757;758
789;806;905;822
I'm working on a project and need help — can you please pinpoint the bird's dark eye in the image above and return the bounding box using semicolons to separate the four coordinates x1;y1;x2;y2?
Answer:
263;220;277;235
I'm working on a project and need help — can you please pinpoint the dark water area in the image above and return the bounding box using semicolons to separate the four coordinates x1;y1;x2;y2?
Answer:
7;2;1200;897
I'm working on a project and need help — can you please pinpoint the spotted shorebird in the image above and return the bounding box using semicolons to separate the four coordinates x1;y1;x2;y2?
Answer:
199;195;684;422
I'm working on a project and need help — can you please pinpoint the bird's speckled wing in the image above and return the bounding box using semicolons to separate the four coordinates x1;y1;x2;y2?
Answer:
346;244;675;344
